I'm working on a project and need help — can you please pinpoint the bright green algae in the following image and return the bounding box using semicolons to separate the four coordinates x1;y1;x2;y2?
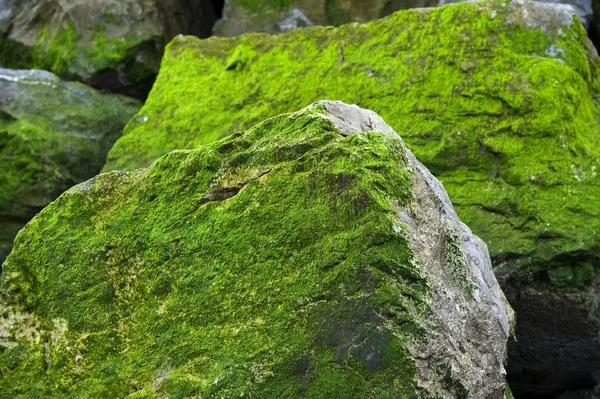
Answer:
0;106;428;397
0;69;141;265
105;0;600;278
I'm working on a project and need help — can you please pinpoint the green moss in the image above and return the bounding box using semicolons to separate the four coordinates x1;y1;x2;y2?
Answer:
106;0;600;276
1;105;429;397
547;262;595;289
30;22;155;82
0;70;141;264
237;0;295;13
0;39;33;70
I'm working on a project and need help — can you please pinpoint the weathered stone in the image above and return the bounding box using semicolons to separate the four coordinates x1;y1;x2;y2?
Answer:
0;0;219;98
0;101;513;398
212;0;439;36
533;0;593;27
104;0;600;395
213;0;594;36
0;68;140;266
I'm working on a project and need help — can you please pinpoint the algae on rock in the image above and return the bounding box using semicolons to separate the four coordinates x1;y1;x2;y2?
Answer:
104;0;600;395
106;0;600;274
0;101;513;398
0;0;219;98
0;68;141;266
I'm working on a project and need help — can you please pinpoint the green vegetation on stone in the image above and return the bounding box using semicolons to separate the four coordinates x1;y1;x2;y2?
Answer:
31;23;151;82
106;0;600;282
0;105;431;397
237;0;296;12
0;69;141;264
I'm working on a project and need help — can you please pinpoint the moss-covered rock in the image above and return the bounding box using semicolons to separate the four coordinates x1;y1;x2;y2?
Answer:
107;0;600;272
0;101;513;398
0;0;219;98
213;0;593;37
104;0;600;394
0;68;141;265
213;0;440;37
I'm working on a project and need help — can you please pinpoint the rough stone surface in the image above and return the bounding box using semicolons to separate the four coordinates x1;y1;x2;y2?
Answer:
212;0;439;36
541;0;593;28
0;0;219;98
0;68;141;266
0;101;513;398
105;1;600;396
213;0;594;36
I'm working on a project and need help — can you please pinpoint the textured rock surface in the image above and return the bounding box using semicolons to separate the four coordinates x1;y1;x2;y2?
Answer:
0;0;219;98
0;101;513;398
0;68;140;266
105;1;600;395
537;0;593;27
213;0;593;36
212;0;439;36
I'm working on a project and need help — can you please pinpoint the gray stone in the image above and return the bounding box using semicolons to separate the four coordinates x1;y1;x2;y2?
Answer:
0;0;219;98
0;68;141;265
214;0;593;36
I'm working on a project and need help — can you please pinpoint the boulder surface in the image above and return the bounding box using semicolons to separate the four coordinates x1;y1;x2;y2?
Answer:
213;0;439;36
0;101;513;398
213;0;594;36
104;1;600;395
0;0;219;98
0;68;141;266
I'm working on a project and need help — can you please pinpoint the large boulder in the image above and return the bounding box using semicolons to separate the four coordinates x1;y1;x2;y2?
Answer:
0;101;513;398
0;0;219;98
104;0;600;395
0;68;141;266
213;0;593;36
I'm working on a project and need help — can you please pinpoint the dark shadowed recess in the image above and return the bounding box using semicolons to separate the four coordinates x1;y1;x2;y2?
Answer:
500;255;600;399
92;0;226;100
211;0;225;18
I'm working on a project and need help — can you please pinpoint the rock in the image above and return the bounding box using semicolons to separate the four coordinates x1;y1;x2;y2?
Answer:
538;0;593;28
213;0;439;36
104;0;600;396
213;0;593;36
0;0;219;98
443;0;594;28
0;68;141;266
0;101;512;397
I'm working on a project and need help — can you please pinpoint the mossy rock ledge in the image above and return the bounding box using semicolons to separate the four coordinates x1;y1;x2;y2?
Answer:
0;68;141;266
212;0;441;37
0;101;513;398
104;0;600;395
213;0;593;37
0;0;219;98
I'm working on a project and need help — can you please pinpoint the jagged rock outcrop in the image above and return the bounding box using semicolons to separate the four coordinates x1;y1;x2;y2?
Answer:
213;0;594;36
0;101;513;398
0;68;140;266
104;0;600;396
0;0;219;98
